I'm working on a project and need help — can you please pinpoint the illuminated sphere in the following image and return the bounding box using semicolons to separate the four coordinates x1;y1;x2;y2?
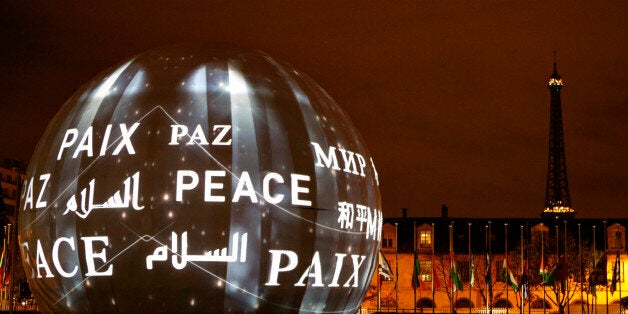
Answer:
19;44;382;313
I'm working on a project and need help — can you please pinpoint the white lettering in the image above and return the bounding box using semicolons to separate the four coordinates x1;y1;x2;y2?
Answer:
262;172;284;204
204;170;226;202
81;236;113;276
56;124;139;159
232;171;258;203
35;173;50;208
73;126;94;158
112;123;140;155
57;129;78;160
212;125;232;145
311;142;340;170
35;240;53;278
344;255;366;287
99;124;113;156
266;250;298;286
310;142;366;177
295;252;324;287
328;253;346;287
188;125;209;145
168;124;232;146
169;125;188;145
176;170;199;202
52;237;78;277
291;174;311;206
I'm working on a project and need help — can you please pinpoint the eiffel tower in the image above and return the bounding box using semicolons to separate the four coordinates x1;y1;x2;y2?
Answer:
542;57;575;220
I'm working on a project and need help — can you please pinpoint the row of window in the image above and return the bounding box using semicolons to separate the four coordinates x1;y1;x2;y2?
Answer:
385;258;625;284
382;230;433;249
382;224;626;252
0;173;19;184
1;188;19;199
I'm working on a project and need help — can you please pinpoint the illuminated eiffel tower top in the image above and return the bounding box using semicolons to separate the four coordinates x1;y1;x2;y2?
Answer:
542;56;575;220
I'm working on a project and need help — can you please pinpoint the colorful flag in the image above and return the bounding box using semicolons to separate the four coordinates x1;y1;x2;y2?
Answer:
590;252;607;285
554;256;568;281
378;250;393;281
450;251;463;292
611;253;620;294
0;236;5;289
540;256;553;286
501;258;519;292
589;252;607;296
412;250;421;289
470;253;475;288
520;260;529;299
485;252;492;299
1;231;8;287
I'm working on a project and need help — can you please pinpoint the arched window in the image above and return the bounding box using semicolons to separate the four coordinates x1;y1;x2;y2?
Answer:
455;298;473;308
493;299;512;308
417;298;434;309
530;299;551;309
571;300;587;306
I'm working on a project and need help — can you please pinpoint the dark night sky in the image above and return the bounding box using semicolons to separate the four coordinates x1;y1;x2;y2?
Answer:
1;2;626;219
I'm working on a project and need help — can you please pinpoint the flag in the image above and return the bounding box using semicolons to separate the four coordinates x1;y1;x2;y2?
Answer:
554;256;568;293
450;250;463;292
432;253;441;290
540;256;553;286
554;256;568;281
589;252;607;296
378;250;393;281
501;258;519;292
611;253;620;294
1;230;8;287
520;260;529;299
0;236;5;289
470;253;475;288
485;252;492;299
412;250;421;289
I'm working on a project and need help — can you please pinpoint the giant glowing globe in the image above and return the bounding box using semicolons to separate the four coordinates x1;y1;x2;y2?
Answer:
18;44;382;313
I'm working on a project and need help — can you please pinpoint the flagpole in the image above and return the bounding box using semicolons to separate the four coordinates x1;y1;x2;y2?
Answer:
593;225;597;314
521;225;524;314
620;247;623;314
395;222;399;313
556;224;561;313
526;223;531;314
564;220;570;314
377;263;381;312
450;223;454;314
489;221;493;314
469;222;472;314
542;222;547;314
6;223;12;313
8;173;21;314
431;222;435;314
579;223;584;314
485;224;489;314
604;220;608;314
414;220;417;314
505;223;509;314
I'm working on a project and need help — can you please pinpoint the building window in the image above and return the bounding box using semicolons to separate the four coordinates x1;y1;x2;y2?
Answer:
419;230;432;249
382;230;395;249
608;224;625;253
420;260;432;282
